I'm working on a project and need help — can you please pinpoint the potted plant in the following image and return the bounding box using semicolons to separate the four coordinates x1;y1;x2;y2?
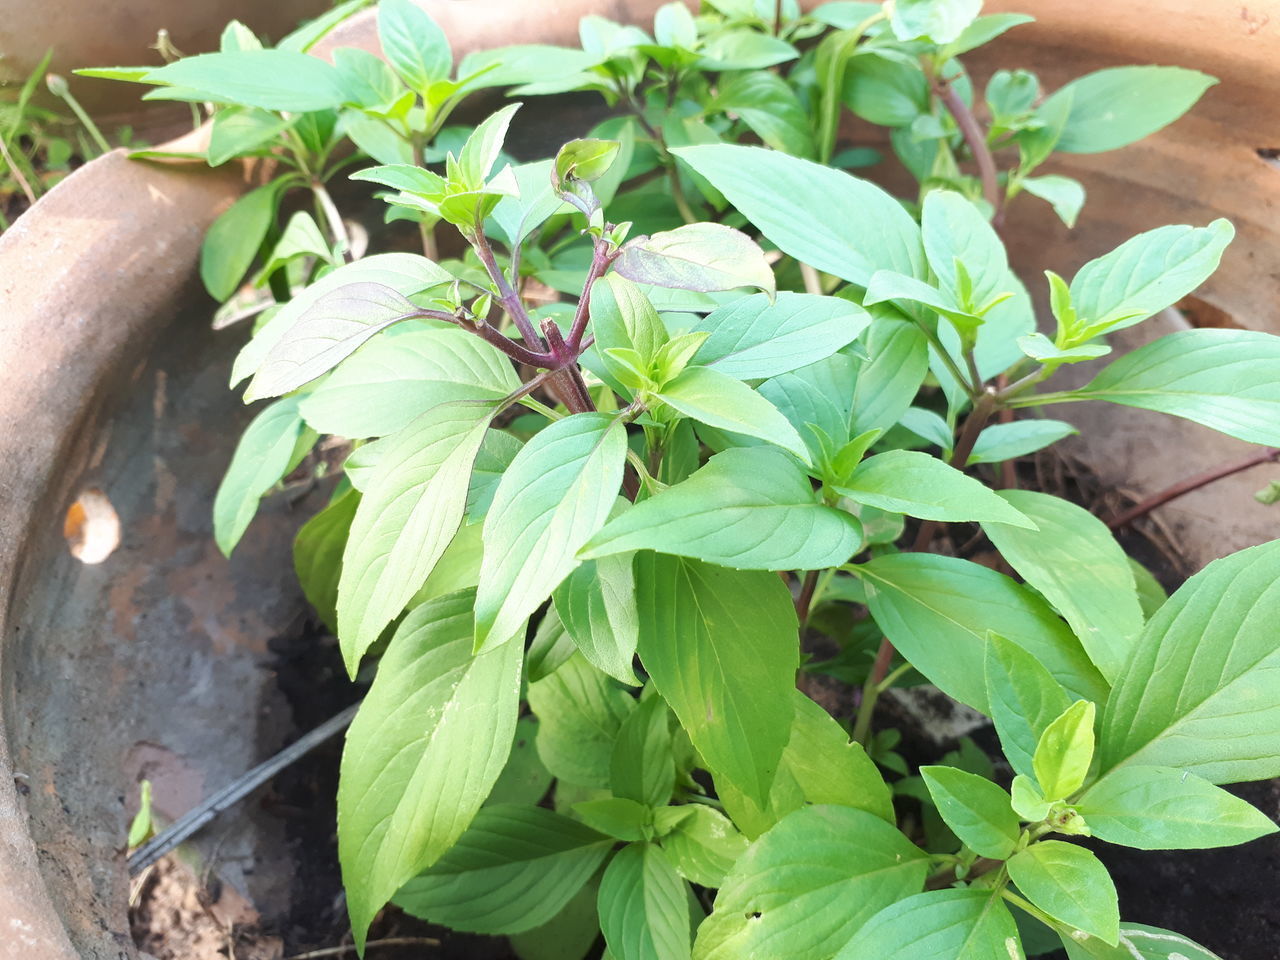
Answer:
2;1;1277;958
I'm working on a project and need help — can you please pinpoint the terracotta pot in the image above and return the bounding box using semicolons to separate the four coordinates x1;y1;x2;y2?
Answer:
0;1;1276;957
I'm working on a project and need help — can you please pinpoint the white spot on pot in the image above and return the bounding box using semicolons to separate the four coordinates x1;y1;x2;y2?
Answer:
64;488;121;564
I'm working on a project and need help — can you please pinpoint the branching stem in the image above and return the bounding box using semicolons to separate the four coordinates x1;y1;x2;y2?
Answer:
1109;446;1280;530
933;75;1003;227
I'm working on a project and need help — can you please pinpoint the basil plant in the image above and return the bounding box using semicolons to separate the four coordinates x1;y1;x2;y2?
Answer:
94;1;1278;958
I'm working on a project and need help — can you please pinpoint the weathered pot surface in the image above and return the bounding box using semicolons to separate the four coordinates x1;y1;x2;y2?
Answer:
1;2;1277;957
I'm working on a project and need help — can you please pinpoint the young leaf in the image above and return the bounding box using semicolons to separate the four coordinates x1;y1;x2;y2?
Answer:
889;0;982;43
1068;329;1280;447
378;0;452;92
1068;220;1234;338
981;490;1144;682
336;403;494;675
611;693;675;807
851;313;931;434
658;806;748;888
599;843;691;960
1100;539;1280;783
690;292;869;380
694;805;928;960
922;190;1009;311
213;395;315;556
589;274;670;391
257;211;333;284
857;553;1109;714
986;634;1073;781
614;223;776;296
671;144;925;286
392;804;612;934
583;447;863;571
554;553;641;686
299;328;519;438
1006;841;1119;945
527;653;635;789
476;413;628;649
1077;766;1278;850
1033;700;1096;801
920;766;1021;859
835;888;1024;960
144;51;346;111
1021;174;1086;228
633;554;798;806
200;181;281;301
573;797;652;842
457;102;522;189
1042;66;1216;154
655;366;811;462
338;590;522;950
293;487;359;632
968;420;1078;465
757;354;858;461
837;450;1035;528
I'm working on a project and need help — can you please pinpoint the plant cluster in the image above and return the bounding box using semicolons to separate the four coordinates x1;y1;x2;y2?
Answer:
95;1;1280;958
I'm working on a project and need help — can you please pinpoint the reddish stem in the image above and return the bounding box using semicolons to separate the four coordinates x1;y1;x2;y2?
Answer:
934;77;1003;228
1108;447;1280;530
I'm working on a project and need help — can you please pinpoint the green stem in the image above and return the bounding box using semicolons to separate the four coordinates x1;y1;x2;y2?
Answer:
1000;889;1059;929
311;181;352;262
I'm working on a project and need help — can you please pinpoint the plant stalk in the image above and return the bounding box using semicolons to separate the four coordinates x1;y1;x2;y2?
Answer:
933;76;1003;227
472;229;545;350
311;181;353;262
1108;446;1280;530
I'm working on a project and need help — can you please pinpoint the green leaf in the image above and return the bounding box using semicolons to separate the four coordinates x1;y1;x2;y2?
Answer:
1063;924;1227;960
981;490;1143;682
713;70;816;158
754;355;857;462
127;780;154;849
941;13;1035;57
835;888;1024;960
694;805;927;960
393;804;611;934
299;328;519;438
200;180;281;301
490;158;572;247
378;0;452;92
293;487;359;632
144;51;346;110
336;403;494;675
658;806;748;888
1068;220;1234;338
615;223;775;296
1128;557;1167;618
528;653;636;789
1007;841;1119;945
611;693;675;807
690;292;869;380
1017;331;1110;366
671;144;925;286
509;875;602;960
698;30;798;70
573;797;653;841
476;413;628;649
244;282;431;402
207;106;292;166
342;108;413;164
487;716;553;807
720;691;894;839
554;553;641;686
278;0;371;53
213;395;315;556
1033;700;1096;801
843;51;930;127
1043;66;1216;154
852;312;931;434
584;447;862;571
589;274;669;391
256;211;333;286
890;0;982;43
1021;174;1086;229
656;366;810;462
1099;539;1280;783
968;420;1078;465
338;590;522;950
920;766;1020;859
922;190;1009;311
985;634;1073;781
836;450;1035;527
1072;329;1280;447
1011;775;1051;822
1077;765;1277;850
634;554;798;806
857;553;1108;714
599;843;691;960
863;271;980;332
457;102;522;189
